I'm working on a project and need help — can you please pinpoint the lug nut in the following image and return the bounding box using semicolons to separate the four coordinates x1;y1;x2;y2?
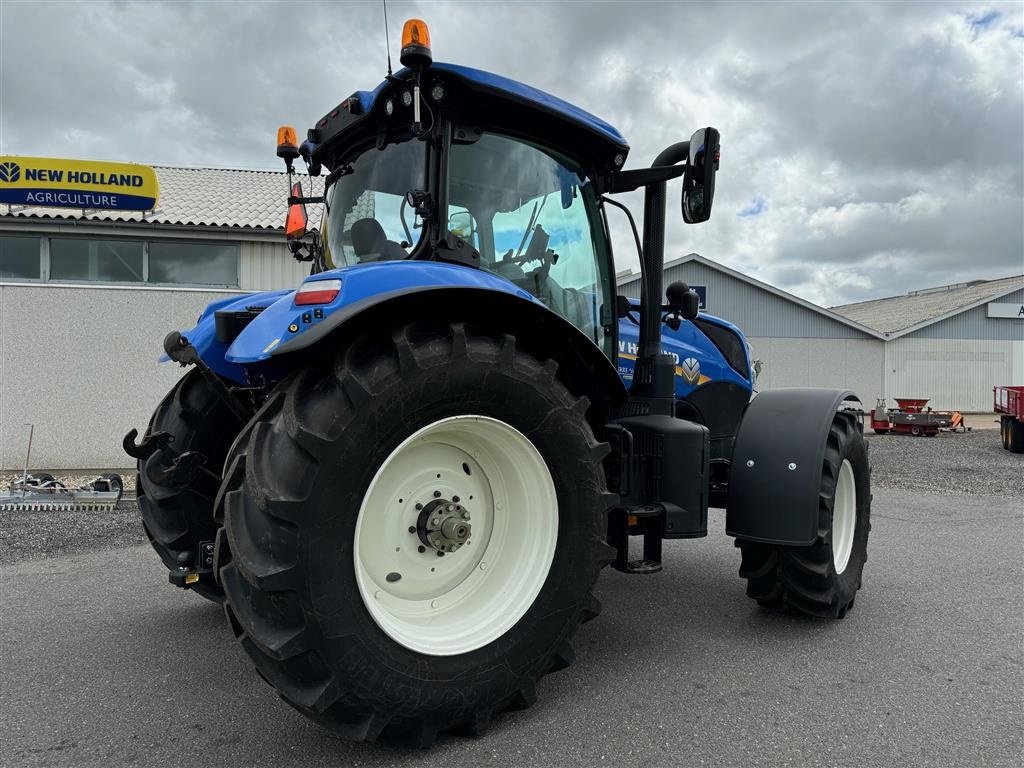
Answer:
433;490;442;498
415;502;423;510
408;526;416;534
437;551;444;557
452;495;460;503
417;545;426;553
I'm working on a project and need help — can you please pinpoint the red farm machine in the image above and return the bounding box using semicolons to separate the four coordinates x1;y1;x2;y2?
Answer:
870;397;967;437
994;386;1024;453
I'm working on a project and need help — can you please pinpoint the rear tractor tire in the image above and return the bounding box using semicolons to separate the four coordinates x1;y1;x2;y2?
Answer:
137;369;246;602
737;412;870;619
216;321;614;746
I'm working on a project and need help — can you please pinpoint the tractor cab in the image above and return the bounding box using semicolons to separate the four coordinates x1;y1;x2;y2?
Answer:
278;19;709;367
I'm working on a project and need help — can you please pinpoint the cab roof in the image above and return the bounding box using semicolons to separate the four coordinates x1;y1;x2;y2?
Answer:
314;62;630;175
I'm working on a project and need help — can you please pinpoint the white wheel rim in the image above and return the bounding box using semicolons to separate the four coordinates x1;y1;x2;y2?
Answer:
353;415;558;656
832;459;857;575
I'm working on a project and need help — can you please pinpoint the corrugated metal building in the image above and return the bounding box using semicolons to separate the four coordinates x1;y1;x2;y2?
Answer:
833;276;1024;411
618;254;1024;413
1;166;315;469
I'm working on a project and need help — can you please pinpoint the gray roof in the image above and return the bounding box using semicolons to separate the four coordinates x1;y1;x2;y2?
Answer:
832;274;1024;336
0;165;323;231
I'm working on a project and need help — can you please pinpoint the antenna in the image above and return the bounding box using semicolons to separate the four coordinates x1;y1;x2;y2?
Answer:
382;0;393;76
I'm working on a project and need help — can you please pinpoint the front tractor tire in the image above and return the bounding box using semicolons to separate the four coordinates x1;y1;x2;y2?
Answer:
137;369;244;602
737;413;870;619
217;322;613;746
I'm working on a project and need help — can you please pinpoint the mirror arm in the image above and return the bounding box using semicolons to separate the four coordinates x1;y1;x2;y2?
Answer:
287;194;325;205
637;141;690;364
608;165;685;194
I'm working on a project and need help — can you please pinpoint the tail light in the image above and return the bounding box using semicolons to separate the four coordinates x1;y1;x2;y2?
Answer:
295;278;341;306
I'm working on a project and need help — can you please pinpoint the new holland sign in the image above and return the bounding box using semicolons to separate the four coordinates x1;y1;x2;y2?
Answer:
0;156;159;211
987;302;1024;319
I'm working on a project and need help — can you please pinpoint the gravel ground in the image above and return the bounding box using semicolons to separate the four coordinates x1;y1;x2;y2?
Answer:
867;427;1023;497
0;428;1018;566
0;500;146;566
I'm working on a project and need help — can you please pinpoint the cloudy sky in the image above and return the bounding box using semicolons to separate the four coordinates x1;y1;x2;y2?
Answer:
1;0;1021;306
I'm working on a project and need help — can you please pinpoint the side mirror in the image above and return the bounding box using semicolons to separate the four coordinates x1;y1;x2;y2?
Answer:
682;127;720;224
666;280;700;320
448;210;476;241
285;181;308;240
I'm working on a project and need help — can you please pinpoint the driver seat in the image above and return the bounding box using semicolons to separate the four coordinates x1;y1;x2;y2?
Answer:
350;218;408;262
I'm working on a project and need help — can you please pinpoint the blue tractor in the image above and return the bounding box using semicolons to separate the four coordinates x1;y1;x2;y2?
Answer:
125;19;871;746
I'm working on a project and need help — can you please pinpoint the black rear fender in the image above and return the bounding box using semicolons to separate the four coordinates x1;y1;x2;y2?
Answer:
270;285;626;414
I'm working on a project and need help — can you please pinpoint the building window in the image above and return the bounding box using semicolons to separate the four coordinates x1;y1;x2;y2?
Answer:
148;241;238;286
0;235;240;287
50;238;145;282
0;235;40;279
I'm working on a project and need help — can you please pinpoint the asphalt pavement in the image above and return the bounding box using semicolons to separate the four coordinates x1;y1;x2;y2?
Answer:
2;489;1021;768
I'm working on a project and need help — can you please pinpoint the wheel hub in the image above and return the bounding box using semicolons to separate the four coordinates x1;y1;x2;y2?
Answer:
417;498;472;553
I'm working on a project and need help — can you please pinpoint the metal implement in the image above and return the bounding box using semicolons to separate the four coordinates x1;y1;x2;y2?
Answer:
0;426;123;511
869;397;968;437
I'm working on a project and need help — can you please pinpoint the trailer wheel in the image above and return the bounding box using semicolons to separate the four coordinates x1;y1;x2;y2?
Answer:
93;473;124;502
910;425;922;437
872;428;888;435
137;369;244;602
738;412;870;619
1000;417;1009;450
218;322;613;746
1008;418;1024;454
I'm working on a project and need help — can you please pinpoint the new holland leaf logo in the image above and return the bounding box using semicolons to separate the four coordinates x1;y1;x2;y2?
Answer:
0;161;21;183
681;357;701;384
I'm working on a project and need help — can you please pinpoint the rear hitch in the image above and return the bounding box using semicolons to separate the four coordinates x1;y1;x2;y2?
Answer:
163;331;253;424
146;450;208;489
125;426;221;497
169;540;216;590
122;428;173;461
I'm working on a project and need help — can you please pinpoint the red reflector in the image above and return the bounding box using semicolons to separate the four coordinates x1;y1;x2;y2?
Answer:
285;182;307;240
295;279;341;306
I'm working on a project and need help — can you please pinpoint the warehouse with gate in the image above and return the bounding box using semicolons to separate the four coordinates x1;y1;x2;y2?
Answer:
618;254;1024;413
0;165;313;469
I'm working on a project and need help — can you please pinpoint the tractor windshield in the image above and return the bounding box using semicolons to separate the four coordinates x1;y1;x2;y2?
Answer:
448;133;612;351
324;139;425;268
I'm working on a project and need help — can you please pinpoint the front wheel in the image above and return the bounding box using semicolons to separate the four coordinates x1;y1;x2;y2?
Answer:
217;322;613;745
737;412;871;619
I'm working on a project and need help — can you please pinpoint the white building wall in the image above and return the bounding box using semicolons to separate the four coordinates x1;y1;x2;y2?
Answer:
0;283;238;469
883;338;1024;412
748;338;885;406
240;240;310;290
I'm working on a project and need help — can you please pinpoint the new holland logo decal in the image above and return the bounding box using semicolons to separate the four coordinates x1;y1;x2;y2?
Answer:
681;357;701;384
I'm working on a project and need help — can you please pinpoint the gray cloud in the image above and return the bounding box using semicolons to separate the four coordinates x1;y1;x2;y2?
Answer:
1;0;1021;305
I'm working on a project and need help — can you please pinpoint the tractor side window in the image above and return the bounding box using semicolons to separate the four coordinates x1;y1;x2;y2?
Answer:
325;139;425;267
448;133;609;349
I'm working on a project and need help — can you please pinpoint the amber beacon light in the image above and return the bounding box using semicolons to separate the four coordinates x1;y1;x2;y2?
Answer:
276;125;299;161
400;19;432;68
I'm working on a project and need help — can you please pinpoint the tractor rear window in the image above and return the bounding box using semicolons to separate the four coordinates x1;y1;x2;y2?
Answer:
324;139;425;268
448;133;611;350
